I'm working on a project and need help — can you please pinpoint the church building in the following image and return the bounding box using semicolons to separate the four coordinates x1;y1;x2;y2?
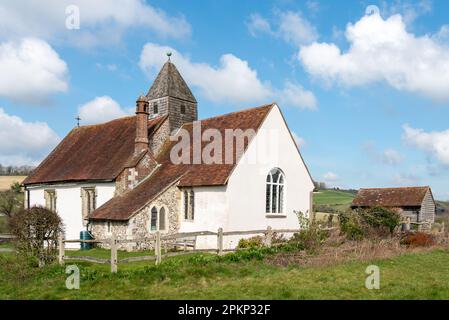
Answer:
22;57;314;250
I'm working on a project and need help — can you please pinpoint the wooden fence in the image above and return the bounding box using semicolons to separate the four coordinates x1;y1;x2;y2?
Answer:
58;226;307;273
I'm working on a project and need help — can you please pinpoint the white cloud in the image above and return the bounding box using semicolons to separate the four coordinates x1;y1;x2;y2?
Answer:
292;132;306;148
247;14;273;37
383;149;403;165
247;11;318;46
323;171;339;182
0;108;60;166
392;173;420;186
139;43;316;108
299;11;449;101
402;124;449;166
381;0;432;26
0;1;191;46
362;142;403;166
0;38;68;104
278;81;317;110
78;96;131;125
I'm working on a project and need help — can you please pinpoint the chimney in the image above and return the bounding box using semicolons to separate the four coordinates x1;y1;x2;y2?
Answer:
135;95;149;154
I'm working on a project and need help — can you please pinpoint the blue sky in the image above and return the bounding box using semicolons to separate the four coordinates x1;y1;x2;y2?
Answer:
0;0;448;199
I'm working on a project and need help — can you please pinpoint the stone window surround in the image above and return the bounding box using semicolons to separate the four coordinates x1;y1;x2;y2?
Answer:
148;205;169;233
182;189;195;222
44;189;57;212
81;187;97;226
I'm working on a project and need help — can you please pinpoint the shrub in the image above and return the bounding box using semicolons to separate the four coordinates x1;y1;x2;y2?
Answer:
360;206;401;235
339;207;401;240
237;236;264;249
9;206;64;266
291;211;329;253
339;211;365;240
401;232;435;247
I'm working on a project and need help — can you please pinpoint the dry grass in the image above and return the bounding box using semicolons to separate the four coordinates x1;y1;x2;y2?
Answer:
266;230;449;268
0;176;26;191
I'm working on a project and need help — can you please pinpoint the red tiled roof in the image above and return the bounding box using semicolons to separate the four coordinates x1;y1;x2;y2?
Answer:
90;103;274;221
23;116;166;185
351;186;430;208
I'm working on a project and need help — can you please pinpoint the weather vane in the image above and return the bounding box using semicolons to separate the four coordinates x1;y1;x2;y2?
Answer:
167;52;172;61
75;116;81;127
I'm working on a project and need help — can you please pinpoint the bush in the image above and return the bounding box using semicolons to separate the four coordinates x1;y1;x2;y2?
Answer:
339;207;401;240
9;206;64;266
401;232;435;247
290;211;329;253
237;236;264;249
360;206;401;235
339;211;365;240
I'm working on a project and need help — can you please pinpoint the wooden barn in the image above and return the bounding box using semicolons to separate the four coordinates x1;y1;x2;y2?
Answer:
351;186;436;224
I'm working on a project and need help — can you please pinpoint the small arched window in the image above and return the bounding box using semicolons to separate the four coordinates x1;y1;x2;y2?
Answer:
153;103;159;114
150;207;158;231
266;168;285;214
159;207;166;231
180;104;186;114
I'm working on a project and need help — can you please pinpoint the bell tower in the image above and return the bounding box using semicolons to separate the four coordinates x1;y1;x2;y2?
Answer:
146;53;197;133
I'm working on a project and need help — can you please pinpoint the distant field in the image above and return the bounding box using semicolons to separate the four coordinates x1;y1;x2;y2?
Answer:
314;189;355;206
0;176;26;191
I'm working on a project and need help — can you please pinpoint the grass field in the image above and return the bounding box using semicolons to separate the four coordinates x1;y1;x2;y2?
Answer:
0;248;448;299
313;189;355;213
0;176;26;191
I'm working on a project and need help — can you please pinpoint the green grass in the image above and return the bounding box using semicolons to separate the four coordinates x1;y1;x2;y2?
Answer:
314;189;355;213
1;248;448;299
65;248;156;260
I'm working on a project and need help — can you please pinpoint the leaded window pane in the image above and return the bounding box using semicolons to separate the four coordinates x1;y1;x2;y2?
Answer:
151;207;158;231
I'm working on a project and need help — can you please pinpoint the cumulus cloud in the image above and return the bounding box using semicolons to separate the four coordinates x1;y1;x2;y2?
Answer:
381;0;432;26
383;149;404;166
299;11;449;102
0;38;68;104
0;1;191;46
402;124;449;166
78;96;131;125
392;173;421;186
139;43;316;108
362;142;403;166
278;81;317;110
247;10;318;46
0;108;60;166
323;171;339;182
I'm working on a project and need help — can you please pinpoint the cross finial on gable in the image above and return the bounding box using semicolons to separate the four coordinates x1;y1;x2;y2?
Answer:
75;116;81;127
166;52;172;61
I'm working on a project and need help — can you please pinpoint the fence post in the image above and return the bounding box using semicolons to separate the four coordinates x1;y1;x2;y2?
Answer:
266;226;273;248
217;228;223;255
58;234;65;266
110;233;117;273
155;231;161;265
441;222;445;234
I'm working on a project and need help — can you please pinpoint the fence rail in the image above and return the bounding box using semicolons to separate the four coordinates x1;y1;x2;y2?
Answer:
58;226;312;273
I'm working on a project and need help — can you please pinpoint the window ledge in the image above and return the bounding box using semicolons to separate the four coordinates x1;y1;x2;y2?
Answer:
265;214;287;219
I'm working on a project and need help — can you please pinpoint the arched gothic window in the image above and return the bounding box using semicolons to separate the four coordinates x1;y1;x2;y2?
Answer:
150;207;158;231
266;168;285;214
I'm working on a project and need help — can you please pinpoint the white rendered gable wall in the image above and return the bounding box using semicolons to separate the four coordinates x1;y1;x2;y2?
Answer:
224;104;314;248
179;105;314;249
